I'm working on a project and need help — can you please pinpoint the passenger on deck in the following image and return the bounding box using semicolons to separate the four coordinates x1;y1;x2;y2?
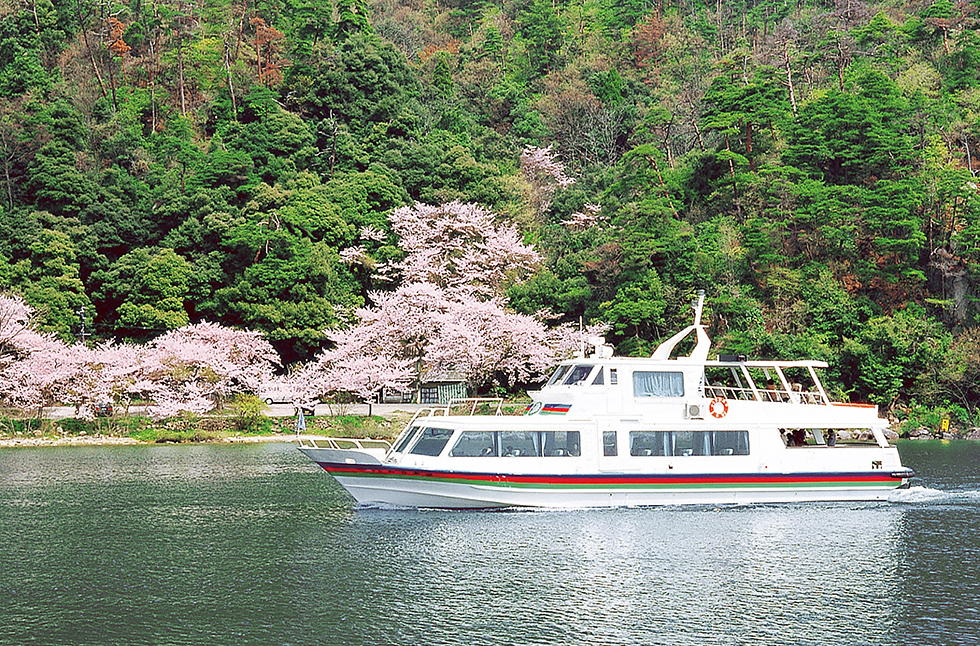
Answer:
765;380;780;402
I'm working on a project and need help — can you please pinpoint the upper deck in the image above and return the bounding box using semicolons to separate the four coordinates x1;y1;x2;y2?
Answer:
525;293;885;432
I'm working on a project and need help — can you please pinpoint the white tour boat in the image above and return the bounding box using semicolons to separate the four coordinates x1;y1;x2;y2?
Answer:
298;294;914;509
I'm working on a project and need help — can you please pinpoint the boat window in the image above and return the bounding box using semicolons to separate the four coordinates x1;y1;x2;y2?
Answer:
629;431;671;456
592;368;604;385
450;431;581;457
543;431;580;456
603;431;617;456
392;425;422;453
450;431;496;457
629;431;749;456
563;365;594;385
672;431;702;456
633;372;685;398
711;431;750;455
609;369;618;385
500;431;539;457
408;427;454;456
547;365;572;386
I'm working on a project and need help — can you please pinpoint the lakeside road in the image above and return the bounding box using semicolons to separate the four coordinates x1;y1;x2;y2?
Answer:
0;402;433;449
40;402;430;420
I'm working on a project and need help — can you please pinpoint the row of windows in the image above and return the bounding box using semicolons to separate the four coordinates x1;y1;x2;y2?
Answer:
450;431;581;457
549;364;619;386
605;430;750;457
394;427;750;458
396;428;582;458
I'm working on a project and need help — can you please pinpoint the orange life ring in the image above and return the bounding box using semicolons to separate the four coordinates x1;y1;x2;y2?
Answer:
709;396;729;419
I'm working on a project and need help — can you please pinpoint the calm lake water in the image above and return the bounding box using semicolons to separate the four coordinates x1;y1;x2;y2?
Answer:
1;440;978;646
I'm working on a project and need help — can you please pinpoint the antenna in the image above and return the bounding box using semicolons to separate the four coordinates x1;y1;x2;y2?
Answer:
693;290;705;327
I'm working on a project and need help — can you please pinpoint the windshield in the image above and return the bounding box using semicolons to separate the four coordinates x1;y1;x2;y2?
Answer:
547;365;572;385
562;365;594;385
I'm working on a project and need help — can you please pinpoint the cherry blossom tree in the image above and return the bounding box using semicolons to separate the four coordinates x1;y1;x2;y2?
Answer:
0;296;82;417
0;296;285;420
142;322;280;418
0;331;82;418
317;282;582;396
423;294;557;390
562;202;603;229
79;340;152;416
0;293;34;360
0;330;141;421
318;195;609;398
520;145;575;218
295;351;413;415
388;201;541;299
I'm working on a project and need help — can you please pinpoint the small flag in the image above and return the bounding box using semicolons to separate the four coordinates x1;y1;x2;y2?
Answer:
296;406;306;433
540;403;571;415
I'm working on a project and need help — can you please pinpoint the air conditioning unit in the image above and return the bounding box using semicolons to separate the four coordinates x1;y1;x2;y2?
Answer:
686;403;704;419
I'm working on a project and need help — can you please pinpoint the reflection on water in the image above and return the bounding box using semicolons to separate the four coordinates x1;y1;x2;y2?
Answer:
1;441;978;646
295;504;909;646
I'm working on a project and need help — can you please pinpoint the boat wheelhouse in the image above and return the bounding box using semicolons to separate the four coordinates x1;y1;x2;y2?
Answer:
299;293;914;509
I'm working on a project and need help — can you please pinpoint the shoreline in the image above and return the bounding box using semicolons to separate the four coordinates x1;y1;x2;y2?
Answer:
0;432;339;449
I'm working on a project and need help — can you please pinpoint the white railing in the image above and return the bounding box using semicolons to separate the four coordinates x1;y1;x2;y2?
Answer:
298;398;510;454
448;397;505;416
704;384;827;405
297;434;392;451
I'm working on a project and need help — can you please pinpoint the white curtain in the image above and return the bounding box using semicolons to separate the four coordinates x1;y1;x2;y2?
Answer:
633;372;685;398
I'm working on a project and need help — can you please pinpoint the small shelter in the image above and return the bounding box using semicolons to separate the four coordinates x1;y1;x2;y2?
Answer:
379;369;468;405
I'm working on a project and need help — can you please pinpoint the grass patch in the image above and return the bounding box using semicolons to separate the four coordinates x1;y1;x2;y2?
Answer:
0;417;48;437
0;407;411;444
312;414;402;441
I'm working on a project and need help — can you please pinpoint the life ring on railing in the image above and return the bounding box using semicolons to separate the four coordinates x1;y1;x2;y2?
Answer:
709;396;729;419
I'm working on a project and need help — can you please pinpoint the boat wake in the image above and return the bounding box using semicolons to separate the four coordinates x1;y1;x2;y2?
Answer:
354;502;417;511
886;484;980;505
887;485;948;504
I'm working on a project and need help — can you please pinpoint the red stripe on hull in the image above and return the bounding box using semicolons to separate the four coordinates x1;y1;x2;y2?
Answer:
319;463;906;486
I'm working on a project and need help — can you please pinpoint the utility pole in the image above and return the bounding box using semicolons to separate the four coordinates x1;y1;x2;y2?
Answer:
78;306;87;344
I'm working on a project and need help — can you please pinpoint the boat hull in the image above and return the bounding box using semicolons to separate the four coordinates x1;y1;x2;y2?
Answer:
300;449;914;509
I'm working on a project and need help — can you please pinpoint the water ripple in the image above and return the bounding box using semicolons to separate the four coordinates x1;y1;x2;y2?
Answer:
2;442;979;646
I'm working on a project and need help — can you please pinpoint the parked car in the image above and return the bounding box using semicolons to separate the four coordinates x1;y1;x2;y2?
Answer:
94;402;113;417
257;387;291;405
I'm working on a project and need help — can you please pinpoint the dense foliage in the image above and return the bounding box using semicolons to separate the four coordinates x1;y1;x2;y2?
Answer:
2;0;980;424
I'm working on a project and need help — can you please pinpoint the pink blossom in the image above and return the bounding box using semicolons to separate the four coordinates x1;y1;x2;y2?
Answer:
323;282;572;392
359;225;387;242
521;145;575;189
142;321;280;418
520;146;576;217
0;293;33;353
389;201;540;298
562;203;603;229
340;245;368;266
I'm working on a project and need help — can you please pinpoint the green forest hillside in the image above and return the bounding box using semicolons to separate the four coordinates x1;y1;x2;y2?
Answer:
2;0;979;426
